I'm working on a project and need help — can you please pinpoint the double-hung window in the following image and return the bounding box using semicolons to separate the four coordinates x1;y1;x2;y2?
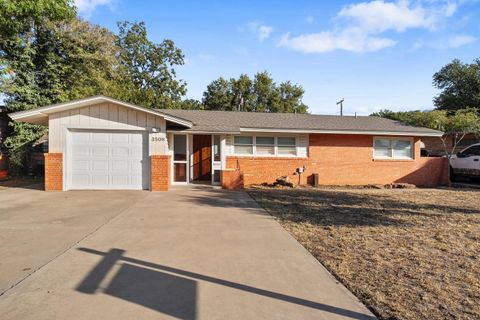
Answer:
278;137;297;156
374;138;412;159
233;135;298;156
256;137;275;155
234;136;253;154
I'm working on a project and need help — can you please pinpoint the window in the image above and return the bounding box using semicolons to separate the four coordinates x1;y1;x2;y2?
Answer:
374;138;412;159
233;135;298;156
460;145;480;157
213;135;221;161
255;136;275;155
173;135;187;161
278;137;297;156
234;136;253;154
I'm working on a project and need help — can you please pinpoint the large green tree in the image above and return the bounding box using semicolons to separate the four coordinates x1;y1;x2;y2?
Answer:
115;21;187;109
0;0;77;173
1;1;188;173
433;58;480;111
202;71;308;113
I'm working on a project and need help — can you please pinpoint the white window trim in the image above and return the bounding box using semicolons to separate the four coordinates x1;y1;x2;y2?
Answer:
232;135;299;157
373;136;414;160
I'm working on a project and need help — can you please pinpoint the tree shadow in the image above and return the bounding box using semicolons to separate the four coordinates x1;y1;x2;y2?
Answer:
248;188;480;228
76;247;375;320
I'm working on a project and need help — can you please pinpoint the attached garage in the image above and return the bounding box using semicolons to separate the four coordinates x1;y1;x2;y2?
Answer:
9;96;192;191
67;130;149;190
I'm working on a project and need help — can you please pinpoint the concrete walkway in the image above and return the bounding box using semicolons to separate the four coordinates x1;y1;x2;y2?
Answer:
0;186;375;320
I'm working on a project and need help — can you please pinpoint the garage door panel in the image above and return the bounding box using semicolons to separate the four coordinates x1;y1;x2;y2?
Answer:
112;175;129;185
92;146;109;157
131;134;143;144
112;160;128;171
131;146;143;157
72;132;90;142
92;160;109;171
112;147;129;157
131;175;142;186
92;133;110;143
68;131;148;190
71;174;90;186
72;146;90;157
112;134;129;143
72;160;89;170
92;175;109;186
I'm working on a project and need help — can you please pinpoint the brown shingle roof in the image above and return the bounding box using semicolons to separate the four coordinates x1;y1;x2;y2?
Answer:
157;109;442;136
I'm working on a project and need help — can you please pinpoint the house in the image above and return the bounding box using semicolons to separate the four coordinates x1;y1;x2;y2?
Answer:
9;96;448;191
422;133;480;157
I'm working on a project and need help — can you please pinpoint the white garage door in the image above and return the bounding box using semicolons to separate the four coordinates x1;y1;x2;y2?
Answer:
68;130;149;190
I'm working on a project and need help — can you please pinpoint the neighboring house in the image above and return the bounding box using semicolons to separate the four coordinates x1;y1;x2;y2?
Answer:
10;96;447;191
423;133;480;157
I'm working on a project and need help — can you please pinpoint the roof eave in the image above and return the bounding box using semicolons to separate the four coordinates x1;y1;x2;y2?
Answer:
9;96;193;128
239;127;444;137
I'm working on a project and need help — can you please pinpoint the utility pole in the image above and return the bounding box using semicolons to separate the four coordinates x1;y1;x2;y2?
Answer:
336;98;344;116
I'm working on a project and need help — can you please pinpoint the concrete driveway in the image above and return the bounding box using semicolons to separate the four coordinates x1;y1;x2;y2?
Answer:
0;186;375;320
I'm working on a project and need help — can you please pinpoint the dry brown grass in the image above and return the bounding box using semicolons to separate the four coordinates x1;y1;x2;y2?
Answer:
248;186;480;320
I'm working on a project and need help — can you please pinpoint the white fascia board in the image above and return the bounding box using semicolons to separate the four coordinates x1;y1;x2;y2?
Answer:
167;130;241;135
9;96;193;128
239;127;444;137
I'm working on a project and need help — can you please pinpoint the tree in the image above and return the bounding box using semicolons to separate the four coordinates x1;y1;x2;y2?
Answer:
202;72;308;113
202;77;234;111
372;108;480;185
115;21;187;109
433;59;480;111
0;0;77;173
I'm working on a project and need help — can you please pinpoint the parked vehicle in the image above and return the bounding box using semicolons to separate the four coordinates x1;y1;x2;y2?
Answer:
449;143;480;181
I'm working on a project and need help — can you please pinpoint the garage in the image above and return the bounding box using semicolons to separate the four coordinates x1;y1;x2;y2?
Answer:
8;96;193;191
67;130;149;190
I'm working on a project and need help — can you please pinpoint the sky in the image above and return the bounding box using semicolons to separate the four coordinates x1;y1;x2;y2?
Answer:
75;0;480;115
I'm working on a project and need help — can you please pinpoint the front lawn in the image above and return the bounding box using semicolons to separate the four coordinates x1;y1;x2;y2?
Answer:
248;187;480;320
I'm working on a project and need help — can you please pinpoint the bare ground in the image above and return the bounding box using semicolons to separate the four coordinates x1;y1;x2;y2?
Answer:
248;186;480;320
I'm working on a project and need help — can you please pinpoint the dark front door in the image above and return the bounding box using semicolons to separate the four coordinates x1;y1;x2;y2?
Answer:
192;135;211;181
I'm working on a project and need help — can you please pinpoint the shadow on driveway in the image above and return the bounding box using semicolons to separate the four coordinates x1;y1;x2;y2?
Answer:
76;247;376;320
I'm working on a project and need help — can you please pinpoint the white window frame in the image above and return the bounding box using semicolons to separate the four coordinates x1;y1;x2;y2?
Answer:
373;137;414;160
232;134;299;157
233;135;254;155
277;136;298;157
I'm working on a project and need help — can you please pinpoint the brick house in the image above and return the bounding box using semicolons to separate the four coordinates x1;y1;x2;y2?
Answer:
10;96;447;191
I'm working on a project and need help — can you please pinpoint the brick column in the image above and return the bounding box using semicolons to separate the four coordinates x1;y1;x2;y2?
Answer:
151;155;171;191
221;169;244;190
44;153;63;191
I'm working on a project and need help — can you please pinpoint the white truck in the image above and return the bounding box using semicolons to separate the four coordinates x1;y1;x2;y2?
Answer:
449;143;480;181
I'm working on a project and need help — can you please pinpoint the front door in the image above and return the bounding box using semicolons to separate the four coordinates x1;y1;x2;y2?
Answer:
192;135;212;181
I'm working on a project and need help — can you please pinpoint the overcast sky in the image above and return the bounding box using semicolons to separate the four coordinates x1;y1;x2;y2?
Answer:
76;0;480;115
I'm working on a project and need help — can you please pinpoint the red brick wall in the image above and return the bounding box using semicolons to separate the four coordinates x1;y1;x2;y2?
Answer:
225;134;448;187
44;153;63;191
221;169;244;190
151;155;170;191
